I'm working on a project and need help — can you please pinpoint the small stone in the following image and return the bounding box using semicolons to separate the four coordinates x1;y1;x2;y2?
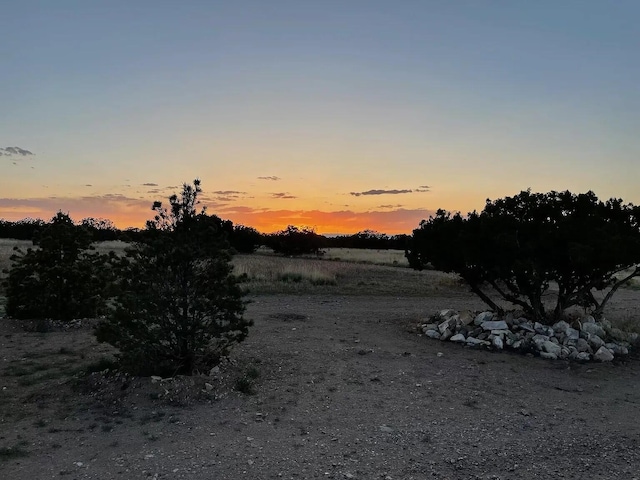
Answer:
379;425;394;433
204;383;214;391
565;327;580;341
594;346;614;362
519;322;535;333
473;311;494;326
492;336;504;350
534;322;554;336
466;337;488;346
552;320;571;334
576;338;591;353
481;320;508;331
588;334;605;350
450;333;466;343
440;328;453;341
582;322;605;337
576;352;591;361
540;351;558;360
151;376;162;383
424;330;441;340
439;309;457;319
542;341;561;356
458;310;474;325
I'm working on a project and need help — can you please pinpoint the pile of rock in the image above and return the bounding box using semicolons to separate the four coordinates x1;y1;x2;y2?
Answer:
419;309;638;362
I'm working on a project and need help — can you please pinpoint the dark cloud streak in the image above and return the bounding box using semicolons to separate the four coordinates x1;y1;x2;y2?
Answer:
350;189;413;197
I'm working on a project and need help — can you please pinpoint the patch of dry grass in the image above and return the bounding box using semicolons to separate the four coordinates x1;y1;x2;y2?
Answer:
233;255;339;290
318;248;409;267
232;253;460;296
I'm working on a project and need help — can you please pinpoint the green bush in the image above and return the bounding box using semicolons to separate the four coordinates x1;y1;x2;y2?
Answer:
3;212;112;321
95;180;252;376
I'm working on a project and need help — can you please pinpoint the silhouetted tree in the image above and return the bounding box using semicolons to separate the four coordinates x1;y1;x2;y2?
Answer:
4;212;112;320
95;180;251;376
266;225;325;256
406;190;640;323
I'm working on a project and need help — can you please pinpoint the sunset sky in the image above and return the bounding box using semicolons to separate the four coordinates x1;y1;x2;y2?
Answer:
2;1;638;234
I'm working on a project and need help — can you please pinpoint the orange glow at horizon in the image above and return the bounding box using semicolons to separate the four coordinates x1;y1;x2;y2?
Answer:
0;203;435;236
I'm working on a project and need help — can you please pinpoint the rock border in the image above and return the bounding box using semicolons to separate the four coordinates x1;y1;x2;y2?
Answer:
419;309;638;362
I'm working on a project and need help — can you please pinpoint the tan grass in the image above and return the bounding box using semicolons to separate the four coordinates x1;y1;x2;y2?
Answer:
318;248;408;267
233;255;339;287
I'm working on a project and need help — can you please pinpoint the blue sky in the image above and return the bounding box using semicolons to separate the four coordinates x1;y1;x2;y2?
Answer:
1;0;638;233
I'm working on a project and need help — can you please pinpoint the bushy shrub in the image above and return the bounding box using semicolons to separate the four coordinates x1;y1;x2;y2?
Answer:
4;212;112;320
95;180;252;376
266;225;325;256
406;190;640;323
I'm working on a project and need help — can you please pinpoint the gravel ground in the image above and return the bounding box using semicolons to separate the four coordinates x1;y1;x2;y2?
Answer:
2;292;640;479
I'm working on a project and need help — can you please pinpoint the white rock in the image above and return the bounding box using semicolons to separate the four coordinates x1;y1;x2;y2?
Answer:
481;320;508;331
583;315;596;324
439;309;457;319
552;320;570;334
466;337;489;346
425;330;441;339
450;333;466;343
594;346;614;362
576;338;591;353
588;334;605;350
540;351;558;360
532;334;549;349
474;311;494;326
565;327;580;341
458;310;474;326
582;322;605;337
492;336;504;350
440;328;453;341
542;341;562;356
576;352;591;362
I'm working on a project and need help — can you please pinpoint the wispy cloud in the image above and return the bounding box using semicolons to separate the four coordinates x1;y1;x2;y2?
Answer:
350;189;413;197
258;176;281;181
213;190;246;195
0;146;34;157
271;192;297;199
142;182;158;187
350;186;431;196
378;204;403;209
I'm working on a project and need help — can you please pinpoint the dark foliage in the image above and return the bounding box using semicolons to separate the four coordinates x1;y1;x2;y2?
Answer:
4;212;112;320
266;225;326;256
406;190;640;323
228;225;262;253
95;180;251;376
79;217;121;242
0;218;46;240
326;230;411;250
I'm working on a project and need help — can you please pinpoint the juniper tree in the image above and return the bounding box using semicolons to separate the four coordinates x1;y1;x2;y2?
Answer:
95;180;251;376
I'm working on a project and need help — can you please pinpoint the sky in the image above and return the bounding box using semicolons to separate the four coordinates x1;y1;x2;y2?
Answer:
1;0;638;234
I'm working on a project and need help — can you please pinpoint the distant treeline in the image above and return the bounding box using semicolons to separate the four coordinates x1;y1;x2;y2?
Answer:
0;218;411;254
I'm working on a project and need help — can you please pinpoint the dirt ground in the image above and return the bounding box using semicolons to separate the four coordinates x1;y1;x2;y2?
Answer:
1;289;640;480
